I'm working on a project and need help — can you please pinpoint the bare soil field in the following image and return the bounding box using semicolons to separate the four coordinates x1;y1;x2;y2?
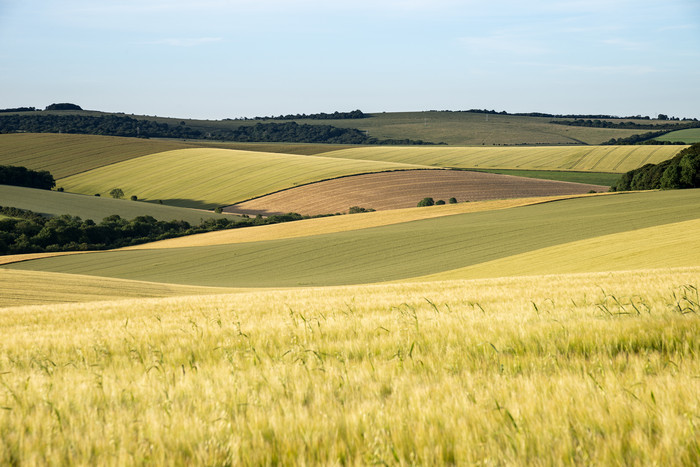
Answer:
224;169;609;216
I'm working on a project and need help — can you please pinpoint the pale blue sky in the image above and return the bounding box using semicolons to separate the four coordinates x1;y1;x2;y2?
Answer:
1;0;698;119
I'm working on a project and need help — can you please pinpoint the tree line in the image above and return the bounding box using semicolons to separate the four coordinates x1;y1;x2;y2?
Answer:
602;131;688;146
611;143;700;191
0;113;439;145
0;165;55;190
552;119;700;130
0;207;314;255
243;109;369;120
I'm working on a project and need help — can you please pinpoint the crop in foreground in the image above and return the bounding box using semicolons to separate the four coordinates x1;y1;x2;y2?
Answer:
0;269;698;465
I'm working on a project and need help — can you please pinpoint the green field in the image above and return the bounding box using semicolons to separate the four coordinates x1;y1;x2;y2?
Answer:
7;190;700;287
0;133;194;178
655;128;700;144
319;145;686;173
0;185;231;223
463;168;619;186
415;218;700;281
57;148;428;209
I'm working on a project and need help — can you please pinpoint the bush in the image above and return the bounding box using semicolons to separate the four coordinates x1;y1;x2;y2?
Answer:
130;195;138;201
435;200;446;205
109;188;124;199
448;197;457;204
417;197;435;207
348;206;375;214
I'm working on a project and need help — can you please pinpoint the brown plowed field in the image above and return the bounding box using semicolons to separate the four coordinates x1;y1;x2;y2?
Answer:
223;170;609;216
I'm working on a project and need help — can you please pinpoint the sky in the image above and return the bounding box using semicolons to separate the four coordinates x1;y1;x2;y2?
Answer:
1;0;699;120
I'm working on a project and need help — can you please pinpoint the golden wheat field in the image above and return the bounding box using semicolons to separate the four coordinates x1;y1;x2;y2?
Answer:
0;268;698;465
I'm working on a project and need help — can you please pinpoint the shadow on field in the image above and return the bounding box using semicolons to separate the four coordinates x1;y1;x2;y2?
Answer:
145;199;215;210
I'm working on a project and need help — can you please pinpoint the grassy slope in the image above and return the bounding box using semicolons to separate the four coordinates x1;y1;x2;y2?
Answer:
123;195;592;249
58;148;428;209
0;133;194;178
318;145;687;173
414;218;700;281
1;269;698;464
0;185;231;223
6;190;700;287
654;128;700;144
0;269;239;307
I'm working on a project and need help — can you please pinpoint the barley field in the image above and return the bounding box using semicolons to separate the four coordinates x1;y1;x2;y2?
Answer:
0;269;698;465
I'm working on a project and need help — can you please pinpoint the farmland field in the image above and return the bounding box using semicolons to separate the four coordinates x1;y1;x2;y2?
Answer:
0;185;234;223
0;269;238;307
187;111;673;146
464;168;620;186
0;133;193;178
225;170;608;216
654;128;700;144
1;126;699;466
319;145;686;173
0;269;698;464
125;195;590;249
7;190;700;287
415;218;700;281
57;148;427;209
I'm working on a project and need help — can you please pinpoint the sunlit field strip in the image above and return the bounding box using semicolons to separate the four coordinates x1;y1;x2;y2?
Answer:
0;269;698;464
412;218;700;282
0;269;242;307
0;133;193;178
123;194;599;249
319;145;686;173
58;148;428;209
7;190;700;287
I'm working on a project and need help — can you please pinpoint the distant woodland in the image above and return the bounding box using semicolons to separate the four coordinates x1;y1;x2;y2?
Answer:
612;143;700;191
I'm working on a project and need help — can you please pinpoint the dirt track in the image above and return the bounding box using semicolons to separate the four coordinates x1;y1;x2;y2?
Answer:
223;169;609;216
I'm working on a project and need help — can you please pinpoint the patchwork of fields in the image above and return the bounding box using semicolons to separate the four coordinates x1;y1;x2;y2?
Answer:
226;170;608;216
0;131;698;465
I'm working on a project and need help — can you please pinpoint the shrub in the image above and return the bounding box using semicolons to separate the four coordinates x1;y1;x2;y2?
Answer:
417;197;435;207
348;206;375;214
130;195;138;201
109;188;124;199
435;200;446;205
448;197;457;204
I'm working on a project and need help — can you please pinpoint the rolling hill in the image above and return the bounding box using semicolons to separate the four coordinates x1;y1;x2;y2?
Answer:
6;190;700;287
0;185;233;223
0;133;193;178
57;148;428;209
224;170;608;216
317;145;687;173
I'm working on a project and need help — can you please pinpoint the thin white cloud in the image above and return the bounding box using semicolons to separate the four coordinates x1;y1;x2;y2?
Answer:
600;38;646;51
